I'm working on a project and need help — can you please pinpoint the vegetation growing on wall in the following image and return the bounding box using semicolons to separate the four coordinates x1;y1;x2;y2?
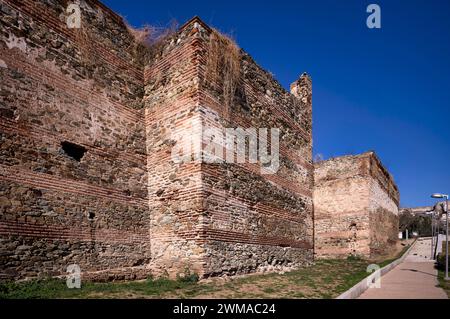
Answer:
125;20;178;67
206;29;242;116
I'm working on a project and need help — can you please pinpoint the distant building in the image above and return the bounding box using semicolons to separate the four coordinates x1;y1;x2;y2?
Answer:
400;204;445;223
399;206;433;217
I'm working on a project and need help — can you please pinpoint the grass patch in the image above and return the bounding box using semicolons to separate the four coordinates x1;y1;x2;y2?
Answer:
262;287;275;294
0;275;200;299
437;270;450;298
1;248;413;299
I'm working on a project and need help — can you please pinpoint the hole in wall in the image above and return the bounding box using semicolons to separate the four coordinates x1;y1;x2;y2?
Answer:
31;189;43;197
123;189;131;197
87;212;96;221
61;141;87;162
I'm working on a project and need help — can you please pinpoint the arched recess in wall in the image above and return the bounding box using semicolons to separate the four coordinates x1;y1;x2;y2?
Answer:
348;222;358;255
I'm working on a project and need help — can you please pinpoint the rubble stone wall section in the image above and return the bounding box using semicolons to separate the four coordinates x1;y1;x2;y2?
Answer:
143;18;207;277
143;18;314;278
314;152;399;259
1;0;315;281
367;155;399;257
314;155;371;258
0;0;149;281
198;29;314;276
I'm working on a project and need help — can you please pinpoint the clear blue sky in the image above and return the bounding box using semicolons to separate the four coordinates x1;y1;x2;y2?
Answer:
102;0;450;208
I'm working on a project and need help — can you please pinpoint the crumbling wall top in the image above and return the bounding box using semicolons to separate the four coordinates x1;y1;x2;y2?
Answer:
314;151;399;206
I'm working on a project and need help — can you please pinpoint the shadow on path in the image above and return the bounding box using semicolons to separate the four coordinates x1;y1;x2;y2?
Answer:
400;268;437;277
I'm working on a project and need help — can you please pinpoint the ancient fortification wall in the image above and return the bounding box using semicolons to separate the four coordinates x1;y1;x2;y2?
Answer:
367;154;400;256
0;0;150;281
0;0;313;280
314;152;399;259
144;18;314;277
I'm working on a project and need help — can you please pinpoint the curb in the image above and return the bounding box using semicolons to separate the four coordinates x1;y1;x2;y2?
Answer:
336;239;418;299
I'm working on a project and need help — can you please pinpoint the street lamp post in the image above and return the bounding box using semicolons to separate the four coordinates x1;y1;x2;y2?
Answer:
431;212;435;260
431;193;449;281
436;213;440;260
445;197;449;280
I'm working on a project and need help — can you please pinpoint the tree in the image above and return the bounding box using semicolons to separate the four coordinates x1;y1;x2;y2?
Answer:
399;209;432;236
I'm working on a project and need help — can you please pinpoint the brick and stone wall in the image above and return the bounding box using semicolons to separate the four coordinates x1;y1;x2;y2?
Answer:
144;19;314;278
0;0;149;281
314;152;399;259
1;1;314;281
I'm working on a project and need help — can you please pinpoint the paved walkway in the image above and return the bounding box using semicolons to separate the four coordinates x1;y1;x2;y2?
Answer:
359;238;448;299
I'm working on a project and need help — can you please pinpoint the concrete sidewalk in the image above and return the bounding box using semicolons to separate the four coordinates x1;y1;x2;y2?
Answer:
359;238;448;299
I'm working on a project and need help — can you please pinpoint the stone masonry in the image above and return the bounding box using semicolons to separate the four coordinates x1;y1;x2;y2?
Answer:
314;152;400;259
0;0;313;280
